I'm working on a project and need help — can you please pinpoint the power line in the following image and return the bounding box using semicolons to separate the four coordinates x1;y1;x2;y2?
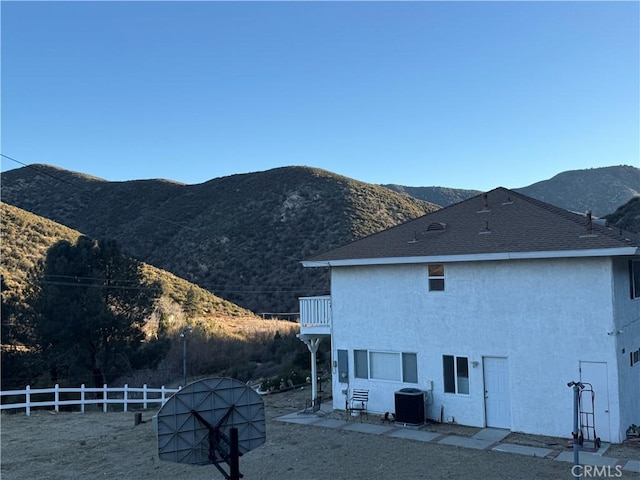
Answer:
39;280;324;295
44;274;148;284
1;153;200;232
39;280;160;291
1;154;76;187
1;154;326;302
41;274;315;291
148;214;199;232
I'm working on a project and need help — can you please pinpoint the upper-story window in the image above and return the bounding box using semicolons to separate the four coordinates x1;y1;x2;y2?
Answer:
428;264;445;291
631;260;640;299
631;347;640;367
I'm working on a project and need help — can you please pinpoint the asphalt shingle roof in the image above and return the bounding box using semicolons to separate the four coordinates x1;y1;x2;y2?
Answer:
306;187;640;264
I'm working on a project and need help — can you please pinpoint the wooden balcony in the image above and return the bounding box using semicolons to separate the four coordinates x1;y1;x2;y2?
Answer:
299;296;332;336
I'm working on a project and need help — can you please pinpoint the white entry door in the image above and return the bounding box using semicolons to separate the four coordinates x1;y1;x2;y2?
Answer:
579;361;611;442
483;357;511;429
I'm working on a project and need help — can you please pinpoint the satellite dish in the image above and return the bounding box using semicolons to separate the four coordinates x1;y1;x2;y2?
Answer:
157;377;266;480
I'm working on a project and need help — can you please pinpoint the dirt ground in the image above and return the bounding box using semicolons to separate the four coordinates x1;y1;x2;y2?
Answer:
1;386;638;480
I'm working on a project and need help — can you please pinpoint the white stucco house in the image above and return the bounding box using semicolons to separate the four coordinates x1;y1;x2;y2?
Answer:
297;187;640;443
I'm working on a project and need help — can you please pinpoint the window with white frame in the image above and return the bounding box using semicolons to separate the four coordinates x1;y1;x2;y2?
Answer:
631;260;640;299
353;350;418;383
443;355;469;394
428;264;445;291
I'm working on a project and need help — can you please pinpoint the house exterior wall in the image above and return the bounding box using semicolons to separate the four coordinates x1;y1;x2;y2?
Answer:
329;256;627;441
612;257;640;441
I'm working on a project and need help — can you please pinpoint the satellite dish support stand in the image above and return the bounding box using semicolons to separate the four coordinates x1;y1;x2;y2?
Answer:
190;408;242;480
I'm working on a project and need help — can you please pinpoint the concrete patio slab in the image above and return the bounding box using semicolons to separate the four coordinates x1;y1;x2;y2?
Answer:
591;443;611;456
492;443;554;458
274;411;636;471
472;428;510;443
554;451;620;467
276;413;321;425
387;429;443;442
438;435;494;450
623;460;640;473
313;418;349;429
342;422;395;435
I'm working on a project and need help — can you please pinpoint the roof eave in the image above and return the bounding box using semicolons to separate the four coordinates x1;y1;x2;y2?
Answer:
301;247;640;268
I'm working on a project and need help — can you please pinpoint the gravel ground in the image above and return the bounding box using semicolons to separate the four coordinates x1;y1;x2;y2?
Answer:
1;386;638;480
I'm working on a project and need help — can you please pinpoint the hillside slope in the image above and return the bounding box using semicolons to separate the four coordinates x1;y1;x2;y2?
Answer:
1;165;439;313
1;202;259;328
382;165;639;216
1;202;306;389
515;165;639;217
603;196;640;234
381;185;481;207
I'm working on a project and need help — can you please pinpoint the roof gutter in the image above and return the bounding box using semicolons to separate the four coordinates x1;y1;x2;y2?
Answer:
301;247;640;268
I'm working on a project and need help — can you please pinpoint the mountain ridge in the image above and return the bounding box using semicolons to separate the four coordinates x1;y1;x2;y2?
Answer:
2;163;638;313
515;165;639;217
382;164;639;217
1;164;439;313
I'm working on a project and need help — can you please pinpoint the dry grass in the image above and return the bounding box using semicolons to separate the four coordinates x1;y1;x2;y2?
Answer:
3;386;638;480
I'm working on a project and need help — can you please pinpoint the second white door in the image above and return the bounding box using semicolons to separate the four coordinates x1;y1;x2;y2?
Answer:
483;357;511;429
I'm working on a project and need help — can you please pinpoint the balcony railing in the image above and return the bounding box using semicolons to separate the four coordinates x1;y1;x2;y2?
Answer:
299;296;332;335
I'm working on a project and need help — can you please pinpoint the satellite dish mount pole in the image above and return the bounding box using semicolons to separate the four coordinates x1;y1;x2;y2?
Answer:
190;408;242;480
567;381;584;478
229;427;240;480
157;378;265;480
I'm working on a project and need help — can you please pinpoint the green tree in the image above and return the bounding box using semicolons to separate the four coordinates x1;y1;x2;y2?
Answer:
183;286;200;320
1;275;17;346
1;274;44;389
29;236;161;386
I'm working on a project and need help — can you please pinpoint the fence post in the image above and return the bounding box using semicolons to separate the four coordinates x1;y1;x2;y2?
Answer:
26;385;31;416
80;384;85;413
103;384;108;413
143;384;148;410
123;384;128;412
161;385;166;405
54;384;60;413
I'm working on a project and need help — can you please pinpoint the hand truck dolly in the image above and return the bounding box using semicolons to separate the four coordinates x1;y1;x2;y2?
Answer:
577;382;601;451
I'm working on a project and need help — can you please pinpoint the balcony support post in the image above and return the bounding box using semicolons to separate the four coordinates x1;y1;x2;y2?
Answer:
297;334;322;407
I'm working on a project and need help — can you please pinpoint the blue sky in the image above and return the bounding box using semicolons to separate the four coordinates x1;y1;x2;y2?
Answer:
1;1;638;191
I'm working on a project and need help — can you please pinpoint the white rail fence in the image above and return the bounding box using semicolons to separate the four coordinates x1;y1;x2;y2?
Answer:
0;384;180;416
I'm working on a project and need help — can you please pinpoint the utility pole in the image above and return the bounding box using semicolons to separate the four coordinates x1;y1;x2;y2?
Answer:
180;326;192;387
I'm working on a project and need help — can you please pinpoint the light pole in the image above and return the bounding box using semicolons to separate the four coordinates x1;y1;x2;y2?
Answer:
180;326;192;387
